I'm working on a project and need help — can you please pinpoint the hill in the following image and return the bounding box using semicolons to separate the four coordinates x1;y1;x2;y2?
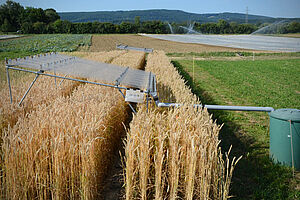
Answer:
58;9;293;24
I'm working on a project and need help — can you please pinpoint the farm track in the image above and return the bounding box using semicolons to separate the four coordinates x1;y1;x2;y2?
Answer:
90;34;262;53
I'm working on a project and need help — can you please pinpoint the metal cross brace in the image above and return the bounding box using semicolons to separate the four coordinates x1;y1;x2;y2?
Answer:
114;66;137;114
5;65;139;107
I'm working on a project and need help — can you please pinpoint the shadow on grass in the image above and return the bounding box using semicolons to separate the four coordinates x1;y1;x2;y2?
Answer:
172;61;297;200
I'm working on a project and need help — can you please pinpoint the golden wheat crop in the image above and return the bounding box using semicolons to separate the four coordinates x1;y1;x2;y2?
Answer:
111;51;146;69
66;50;125;63
0;72;80;137
2;84;126;199
123;50;241;200
146;50;198;103
1;50;146;199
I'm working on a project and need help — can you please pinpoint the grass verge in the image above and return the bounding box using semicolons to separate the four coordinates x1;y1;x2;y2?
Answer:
172;58;300;199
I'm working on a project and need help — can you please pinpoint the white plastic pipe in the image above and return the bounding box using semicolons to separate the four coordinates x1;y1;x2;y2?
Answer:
158;103;274;112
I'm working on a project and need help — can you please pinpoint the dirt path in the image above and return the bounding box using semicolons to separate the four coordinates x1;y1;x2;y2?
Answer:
90;34;265;53
100;148;124;200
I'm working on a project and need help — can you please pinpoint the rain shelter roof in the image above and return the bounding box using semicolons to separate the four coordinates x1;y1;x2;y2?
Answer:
7;53;154;92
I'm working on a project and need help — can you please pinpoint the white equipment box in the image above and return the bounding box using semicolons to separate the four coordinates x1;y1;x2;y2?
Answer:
125;89;144;103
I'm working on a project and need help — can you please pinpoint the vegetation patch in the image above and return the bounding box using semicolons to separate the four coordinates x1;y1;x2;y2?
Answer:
123;51;240;199
172;58;300;199
0;50;146;199
0;34;91;55
167;51;300;58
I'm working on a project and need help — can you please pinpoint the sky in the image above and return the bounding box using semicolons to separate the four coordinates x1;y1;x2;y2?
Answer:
1;0;300;18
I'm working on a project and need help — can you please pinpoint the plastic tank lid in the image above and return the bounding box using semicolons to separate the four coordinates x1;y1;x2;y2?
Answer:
269;108;300;122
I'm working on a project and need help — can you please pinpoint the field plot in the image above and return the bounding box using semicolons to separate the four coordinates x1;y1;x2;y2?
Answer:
173;58;300;199
0;34;91;58
90;34;250;53
123;51;240;200
0;50;146;199
144;34;300;52
1;48;241;199
2;33;282;199
0;34;92;88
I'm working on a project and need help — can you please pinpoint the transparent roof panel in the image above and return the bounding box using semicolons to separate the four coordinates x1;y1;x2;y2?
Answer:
7;53;152;91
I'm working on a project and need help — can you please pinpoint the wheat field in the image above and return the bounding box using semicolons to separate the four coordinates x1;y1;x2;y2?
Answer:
123;51;241;200
1;50;239;199
0;50;146;199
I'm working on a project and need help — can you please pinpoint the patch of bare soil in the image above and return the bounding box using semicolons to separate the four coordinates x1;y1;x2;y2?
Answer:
90;34;265;53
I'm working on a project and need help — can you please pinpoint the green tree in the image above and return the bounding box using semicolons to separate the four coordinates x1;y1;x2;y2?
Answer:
73;22;92;34
52;19;63;33
135;16;141;32
62;20;73;33
119;21;137;33
1;18;13;32
287;21;300;33
52;19;73;33
140;21;166;34
217;19;230;34
0;0;24;31
200;22;219;34
21;7;47;24
33;21;46;33
103;22;116;33
21;21;33;33
45;8;60;23
230;22;238;33
236;24;257;34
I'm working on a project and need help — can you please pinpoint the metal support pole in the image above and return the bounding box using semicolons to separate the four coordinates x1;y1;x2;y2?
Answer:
146;92;149;113
6;66;133;92
118;88;137;114
54;68;57;87
58;75;68;86
6;66;13;104
18;72;41;106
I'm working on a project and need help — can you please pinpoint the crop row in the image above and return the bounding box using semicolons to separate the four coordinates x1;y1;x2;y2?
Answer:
0;34;91;53
1;50;146;199
123;51;240;199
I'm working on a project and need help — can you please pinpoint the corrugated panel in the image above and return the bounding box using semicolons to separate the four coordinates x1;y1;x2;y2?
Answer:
116;44;153;53
7;53;152;91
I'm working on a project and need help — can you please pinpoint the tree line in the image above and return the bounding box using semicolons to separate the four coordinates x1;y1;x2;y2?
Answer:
1;0;300;34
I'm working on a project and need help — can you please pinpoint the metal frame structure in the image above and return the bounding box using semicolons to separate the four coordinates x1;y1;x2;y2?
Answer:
5;52;274;114
5;53;157;114
116;44;153;53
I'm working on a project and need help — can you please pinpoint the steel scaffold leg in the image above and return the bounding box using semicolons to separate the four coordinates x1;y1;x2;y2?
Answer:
18;72;41;106
6;66;13;104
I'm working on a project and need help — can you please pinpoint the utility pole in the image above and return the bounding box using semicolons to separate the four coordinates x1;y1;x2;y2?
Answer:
246;6;249;24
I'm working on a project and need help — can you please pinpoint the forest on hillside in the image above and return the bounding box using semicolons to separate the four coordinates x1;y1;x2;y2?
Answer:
1;0;300;34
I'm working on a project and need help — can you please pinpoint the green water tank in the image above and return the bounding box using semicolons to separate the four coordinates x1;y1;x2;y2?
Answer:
269;109;300;170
